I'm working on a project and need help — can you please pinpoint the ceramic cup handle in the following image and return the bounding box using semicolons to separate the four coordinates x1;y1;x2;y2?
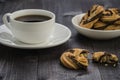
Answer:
3;13;12;29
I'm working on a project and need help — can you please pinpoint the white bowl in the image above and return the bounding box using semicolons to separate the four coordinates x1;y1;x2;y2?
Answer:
72;13;120;39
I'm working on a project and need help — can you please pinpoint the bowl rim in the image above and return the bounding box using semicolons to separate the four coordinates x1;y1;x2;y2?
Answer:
72;13;120;32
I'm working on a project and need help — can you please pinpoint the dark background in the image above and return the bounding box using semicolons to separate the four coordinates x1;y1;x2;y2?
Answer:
0;0;120;80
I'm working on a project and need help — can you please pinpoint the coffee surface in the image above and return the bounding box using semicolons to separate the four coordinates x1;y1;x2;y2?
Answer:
15;15;51;22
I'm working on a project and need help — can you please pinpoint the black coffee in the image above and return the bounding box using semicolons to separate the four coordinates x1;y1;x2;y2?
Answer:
15;15;51;22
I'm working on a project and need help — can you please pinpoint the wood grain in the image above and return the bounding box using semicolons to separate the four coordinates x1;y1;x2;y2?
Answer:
0;0;120;80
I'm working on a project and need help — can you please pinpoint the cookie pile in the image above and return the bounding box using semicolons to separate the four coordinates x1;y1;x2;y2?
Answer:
80;5;120;30
60;48;118;70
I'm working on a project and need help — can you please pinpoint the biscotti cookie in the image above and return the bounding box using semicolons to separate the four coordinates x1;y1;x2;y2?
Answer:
93;21;107;30
114;19;120;25
92;51;118;67
104;25;120;30
80;5;104;29
60;48;89;69
100;9;120;22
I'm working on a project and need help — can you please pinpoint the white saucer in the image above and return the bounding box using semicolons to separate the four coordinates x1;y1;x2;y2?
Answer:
0;23;71;49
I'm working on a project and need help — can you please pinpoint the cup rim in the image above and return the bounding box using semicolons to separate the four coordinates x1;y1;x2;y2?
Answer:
72;13;120;32
10;9;55;24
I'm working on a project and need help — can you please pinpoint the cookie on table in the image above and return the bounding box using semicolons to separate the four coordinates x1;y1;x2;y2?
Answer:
60;48;89;69
80;5;104;29
92;51;118;67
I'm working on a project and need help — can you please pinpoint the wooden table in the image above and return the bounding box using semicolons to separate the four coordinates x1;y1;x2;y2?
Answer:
0;0;120;80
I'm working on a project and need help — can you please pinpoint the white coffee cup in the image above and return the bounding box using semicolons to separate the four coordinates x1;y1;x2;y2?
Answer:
3;9;55;44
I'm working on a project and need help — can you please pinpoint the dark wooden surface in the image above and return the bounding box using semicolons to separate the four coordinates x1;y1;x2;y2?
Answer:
0;0;120;80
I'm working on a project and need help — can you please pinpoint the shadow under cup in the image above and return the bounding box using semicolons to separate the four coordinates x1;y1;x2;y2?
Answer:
3;9;55;44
